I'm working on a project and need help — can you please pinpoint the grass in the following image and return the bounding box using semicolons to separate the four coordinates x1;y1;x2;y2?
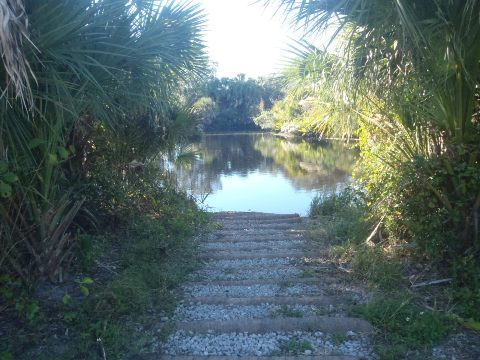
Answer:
281;338;313;354
334;244;404;290
3;206;209;360
276;304;304;318
331;332;348;346
351;297;453;359
307;188;457;358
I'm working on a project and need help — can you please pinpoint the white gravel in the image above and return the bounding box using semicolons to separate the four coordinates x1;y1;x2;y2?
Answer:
162;330;374;358
173;304;325;321
183;284;322;298
188;266;302;281
204;240;305;250
205;257;294;268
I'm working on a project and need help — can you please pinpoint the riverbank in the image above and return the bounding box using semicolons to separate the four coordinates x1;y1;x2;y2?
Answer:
307;189;480;359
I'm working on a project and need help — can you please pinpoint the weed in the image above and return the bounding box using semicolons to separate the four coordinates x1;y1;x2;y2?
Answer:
78;234;105;272
352;297;453;359
350;245;403;290
157;322;177;342
276;304;304;318
331;332;348;345
282;338;313;354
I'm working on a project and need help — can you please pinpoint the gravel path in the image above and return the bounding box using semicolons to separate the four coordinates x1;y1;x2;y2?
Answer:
151;212;375;359
204;239;305;250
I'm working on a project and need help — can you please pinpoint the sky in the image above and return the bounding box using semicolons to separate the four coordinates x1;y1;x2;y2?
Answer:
198;0;321;79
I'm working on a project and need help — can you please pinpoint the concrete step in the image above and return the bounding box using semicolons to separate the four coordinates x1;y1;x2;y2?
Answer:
201;257;330;272
191;264;333;282
173;315;374;334
198;250;306;260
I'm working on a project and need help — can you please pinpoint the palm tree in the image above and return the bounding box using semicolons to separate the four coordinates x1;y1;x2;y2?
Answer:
0;0;207;281
266;0;480;151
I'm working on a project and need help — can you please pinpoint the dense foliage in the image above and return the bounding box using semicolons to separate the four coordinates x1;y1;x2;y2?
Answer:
267;0;480;317
192;74;284;131
254;44;360;139
0;0;206;282
0;0;210;358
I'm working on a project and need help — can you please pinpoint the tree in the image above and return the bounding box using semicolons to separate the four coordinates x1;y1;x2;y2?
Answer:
190;74;284;131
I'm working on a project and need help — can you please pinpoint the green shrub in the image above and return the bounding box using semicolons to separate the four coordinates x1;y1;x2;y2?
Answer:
350;245;403;290
78;234;105;272
309;188;371;244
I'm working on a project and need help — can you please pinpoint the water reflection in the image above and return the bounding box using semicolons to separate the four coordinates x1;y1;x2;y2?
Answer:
173;133;357;215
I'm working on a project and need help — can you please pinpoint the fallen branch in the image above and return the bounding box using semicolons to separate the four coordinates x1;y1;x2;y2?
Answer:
365;216;385;246
411;278;453;288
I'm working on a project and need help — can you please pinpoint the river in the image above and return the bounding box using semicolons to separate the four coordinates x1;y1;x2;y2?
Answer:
173;132;357;215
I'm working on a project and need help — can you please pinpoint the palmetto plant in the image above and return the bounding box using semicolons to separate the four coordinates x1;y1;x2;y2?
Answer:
267;0;480;151
0;0;207;282
273;41;362;139
266;0;480;260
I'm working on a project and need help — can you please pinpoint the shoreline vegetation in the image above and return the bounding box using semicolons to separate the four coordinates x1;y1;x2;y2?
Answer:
253;2;480;356
307;189;480;359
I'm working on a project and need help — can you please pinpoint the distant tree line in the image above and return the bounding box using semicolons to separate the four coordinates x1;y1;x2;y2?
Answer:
191;74;284;131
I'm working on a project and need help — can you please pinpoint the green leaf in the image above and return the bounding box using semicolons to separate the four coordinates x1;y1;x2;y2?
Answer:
62;293;71;305
26;302;40;322
80;285;90;297
63;311;77;322
80;276;94;285
0;181;12;198
28;138;46;149
57;146;69;160
47;153;58;165
2;172;18;183
0;161;7;173
465;319;480;331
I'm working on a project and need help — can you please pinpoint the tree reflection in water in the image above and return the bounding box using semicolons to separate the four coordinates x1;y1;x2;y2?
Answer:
172;133;357;213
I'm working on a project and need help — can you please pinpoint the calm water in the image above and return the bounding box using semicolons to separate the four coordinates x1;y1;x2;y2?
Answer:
173;133;357;215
